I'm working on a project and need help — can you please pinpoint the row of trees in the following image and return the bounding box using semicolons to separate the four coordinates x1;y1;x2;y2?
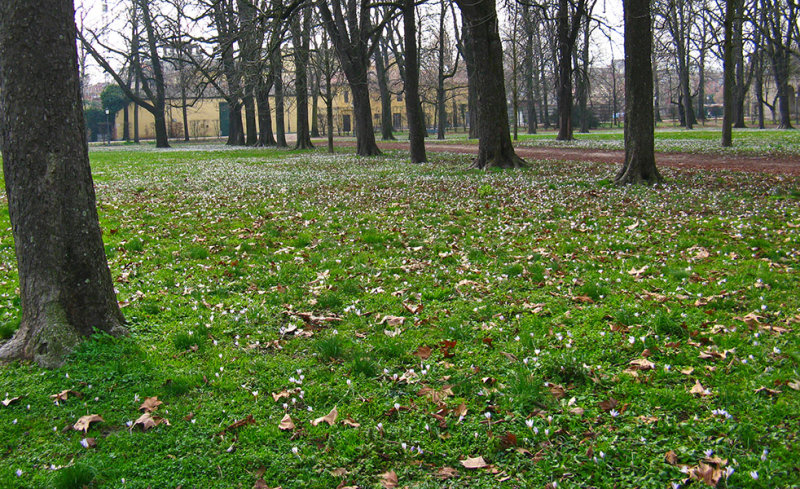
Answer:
0;0;795;366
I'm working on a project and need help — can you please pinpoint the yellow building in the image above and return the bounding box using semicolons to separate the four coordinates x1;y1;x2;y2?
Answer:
115;86;469;141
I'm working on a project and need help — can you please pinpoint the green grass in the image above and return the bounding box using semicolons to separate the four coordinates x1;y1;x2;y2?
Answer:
0;144;799;488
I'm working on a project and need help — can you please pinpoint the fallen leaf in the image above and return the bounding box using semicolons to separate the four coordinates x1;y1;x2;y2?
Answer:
330;468;347;477
378;315;405;327
139;396;163;413
436;466;459;479
216;415;255;436
572;295;595;304
380;470;398;489
688;461;722;487
788;380;800;391
548;383;566;399
412;345;432;359
50;390;82;403
383;328;402;337
279;414;295;431
690;380;711;397
311;406;338;426
132;412;170;432
569;407;585;416
460;456;488;469
73;414;103;433
754;386;781;396
628;265;648;278
680;367;695;375
453;403;468;418
598;398;619;412
1;396;21;407
629;358;655;370
341;417;360;428
665;450;678;465
402;302;423;314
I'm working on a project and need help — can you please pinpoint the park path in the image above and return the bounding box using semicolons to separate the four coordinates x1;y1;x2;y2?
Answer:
327;139;800;176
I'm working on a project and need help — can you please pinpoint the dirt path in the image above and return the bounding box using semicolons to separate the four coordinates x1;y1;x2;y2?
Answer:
329;139;800;176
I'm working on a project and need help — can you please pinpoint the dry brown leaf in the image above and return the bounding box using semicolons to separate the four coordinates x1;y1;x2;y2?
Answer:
569;407;584;416
1;396;21;407
380;470;398;489
754;386;781;396
688;461;722;487
132;412;170;432
413;345;433;360
453;403;468;418
628;266;648;278
378;315;405;327
598;398;619;412
383;328;402;338
50;390;82;403
680;367;694;375
572;295;595;304
548;383;566;399
73;414;104;433
139;396;163;413
733;312;764;326
341;417;360;428
402;302;423;314
629;358;655;370
330;468;347;477
788;380;800;391
418;386;453;404
690;380;711;397
436;467;459;479
216;415;255;436
278;414;295;431
311;406;338;426
665;450;678;465
460;456;488;469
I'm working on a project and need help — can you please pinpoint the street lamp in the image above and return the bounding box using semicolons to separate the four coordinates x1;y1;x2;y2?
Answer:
104;109;110;145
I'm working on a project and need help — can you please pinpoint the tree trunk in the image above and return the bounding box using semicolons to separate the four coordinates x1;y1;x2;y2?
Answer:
181;85;190;141
524;5;537;134
455;0;525;169
292;8;314;150
653;54;662;122
375;42;396;141
140;0;170;147
462;12;479;139
311;72;320;138
404;0;427;162
733;6;747;128
722;0;736;147
256;75;276;146
556;0;574;140
228;102;245;146
0;0;126;368
616;0;661;185
350;79;382;156
578;16;590;133
244;93;257;146
123;104;130;141
274;48;288;147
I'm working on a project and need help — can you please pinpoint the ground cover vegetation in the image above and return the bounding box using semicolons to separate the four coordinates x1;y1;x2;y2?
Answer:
0;146;799;488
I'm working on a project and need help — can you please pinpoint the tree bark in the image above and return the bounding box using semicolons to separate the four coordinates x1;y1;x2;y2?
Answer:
555;0;586;140
461;12;479;139
0;0;126;368
256;74;277;146
139;0;170;147
273;47;288;147
404;0;427;162
291;7;314;149
455;0;525;169
616;0;661;185
375;41;396;141
524;5;537;134
722;0;737;147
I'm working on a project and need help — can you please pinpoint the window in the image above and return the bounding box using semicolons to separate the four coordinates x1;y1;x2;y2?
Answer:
344;92;349;103
397;94;403;102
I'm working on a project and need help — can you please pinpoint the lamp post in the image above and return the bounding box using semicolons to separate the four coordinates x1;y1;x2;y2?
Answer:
105;109;110;145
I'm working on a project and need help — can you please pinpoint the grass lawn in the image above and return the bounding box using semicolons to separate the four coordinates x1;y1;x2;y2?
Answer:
1;146;799;488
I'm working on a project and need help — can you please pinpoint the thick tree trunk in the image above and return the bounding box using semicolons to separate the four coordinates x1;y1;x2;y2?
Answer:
556;0;574;140
256;75;276;146
326;97;335;153
140;0;170;147
228;103;245;146
722;0;736;147
350;79;382;156
404;0;427;162
0;0;126;368
292;9;314;150
455;0;525;169
616;0;661;185
578;17;590;133
462;12;478;139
